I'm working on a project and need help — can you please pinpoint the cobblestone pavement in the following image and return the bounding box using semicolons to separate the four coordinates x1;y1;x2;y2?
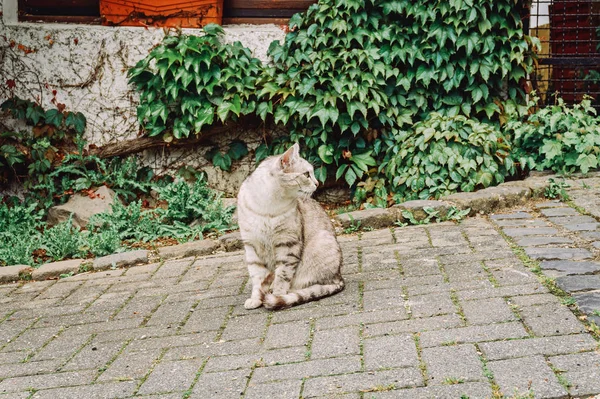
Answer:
2;189;600;398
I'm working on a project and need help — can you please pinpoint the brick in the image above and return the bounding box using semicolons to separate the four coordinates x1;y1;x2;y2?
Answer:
400;258;440;277
93;250;149;271
97;348;162;382
30;330;91;362
456;283;548;301
163;338;260;361
490;212;534;220
540;207;579;217
180;305;230;334
373;381;493;399
245;379;302;399
515;236;574;246
311;326;360;359
419;322;528;348
264;320;310;349
316;308;408;330
192;369;250;398
502;227;559;237
479;334;598;361
302;368;423;397
251;356;361;384
221;313;268;341
137;359;203;395
541;260;600;276
62;341;123;372
113;295;163;320
488;355;568;399
461;298;516;325
407;292;455;318
364;334;419;370
518;303;586;336
30;381;136;399
556;275;600;293
422;344;485;385
0;360;62;380
32;259;85;281
2;325;61;353
203;353;264;373
145;299;196;328
507;293;560;307
364;314;463;337
549;352;600;397
525;247;594;261
0;370;96;393
489;267;538;287
363;288;405;311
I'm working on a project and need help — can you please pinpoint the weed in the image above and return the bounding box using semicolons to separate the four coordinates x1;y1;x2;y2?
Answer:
360;384;396;392
41;216;87;261
59;272;75;279
545;178;570;201
560;297;576;306
343;214;362;234
443;377;465;385
592;310;600;317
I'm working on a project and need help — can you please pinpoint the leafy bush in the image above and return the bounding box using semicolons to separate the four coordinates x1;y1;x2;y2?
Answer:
128;24;263;141
379;113;515;202
507;96;600;174
0;198;44;266
85;227;124;257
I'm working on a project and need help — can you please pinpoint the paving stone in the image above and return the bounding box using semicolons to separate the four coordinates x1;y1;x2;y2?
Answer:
502;227;559;237
524;247;593;261
145;299;196;328
508;293;561;307
0;370;96;393
363;288;405;311
92;250;149;271
456;283;549;301
336;208;396;229
540;260;600;275
192;369;250;398
264;320;310;349
419;322;529;348
541;207;580;217
489;267;538;287
158;239;221;260
535;201;564;209
492;219;548;227
62;341;123;371
363;314;463;337
518;303;586;336
1;325;61;353
490;212;533;220
547;215;597;225
221;313;268;341
114;295;164;320
407;292;455;318
488;355;568;399
461;297;516;325
556;275;600;293
31;259;83;281
573;292;600;319
203;353;264;372
479;334;598;361
251;356;361;384
245;379;303;399
311;326;360;359
0;359;62;380
548;352;600;397
30;381;137;399
302;368;423;397
515;236;574;246
363;334;419;370
137;359;203;395
97;348;162;382
563;222;600;231
316;308;408;330
0;265;33;283
372;381;493;399
30;330;91;362
180;306;231;334
421;344;485;385
163;338;260;361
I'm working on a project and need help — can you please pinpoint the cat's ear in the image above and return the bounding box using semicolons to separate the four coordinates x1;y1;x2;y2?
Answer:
280;143;300;169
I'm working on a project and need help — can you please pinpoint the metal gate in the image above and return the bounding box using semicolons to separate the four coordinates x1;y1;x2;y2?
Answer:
524;0;600;107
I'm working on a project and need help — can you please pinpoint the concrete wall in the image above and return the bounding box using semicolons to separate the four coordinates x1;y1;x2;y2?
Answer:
0;0;287;194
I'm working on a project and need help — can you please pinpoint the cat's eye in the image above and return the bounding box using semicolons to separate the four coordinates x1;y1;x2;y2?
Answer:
304;172;311;178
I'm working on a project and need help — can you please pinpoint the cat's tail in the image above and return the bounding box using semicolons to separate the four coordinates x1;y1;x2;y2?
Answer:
263;279;345;310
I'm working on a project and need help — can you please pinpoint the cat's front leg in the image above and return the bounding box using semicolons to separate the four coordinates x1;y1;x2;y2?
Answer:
271;242;301;295
244;245;271;310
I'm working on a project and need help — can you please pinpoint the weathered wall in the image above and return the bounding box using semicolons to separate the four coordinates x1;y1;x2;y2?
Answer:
0;0;287;194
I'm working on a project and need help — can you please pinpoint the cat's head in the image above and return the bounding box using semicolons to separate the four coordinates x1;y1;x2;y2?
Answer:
275;143;319;197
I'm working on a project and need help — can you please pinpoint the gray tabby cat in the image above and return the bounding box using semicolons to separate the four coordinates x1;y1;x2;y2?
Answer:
237;143;344;310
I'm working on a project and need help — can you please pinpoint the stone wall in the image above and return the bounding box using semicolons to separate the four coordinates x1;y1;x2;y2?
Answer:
0;0;287;194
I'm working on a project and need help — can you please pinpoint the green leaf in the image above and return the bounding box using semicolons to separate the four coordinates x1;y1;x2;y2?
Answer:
576;153;598;174
540;141;562;160
318;144;334;164
65;112;86;134
203;24;225;36
314;165;327;183
212;151;232;171
44;109;64;127
228;141;248;160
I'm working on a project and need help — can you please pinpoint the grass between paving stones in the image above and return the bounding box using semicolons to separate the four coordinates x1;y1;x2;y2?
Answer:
182;357;209;399
178;300;201;333
134;347;168;394
480;261;500;288
214;305;235;342
357;281;365;311
437;256;450;284
304;318;317;359
358;322;366;370
547;360;572;391
140;294;168;327
389;226;397;243
442;377;465;385
259;312;273;345
474;343;502;399
494;223;600;340
60;333;96;368
449;290;467;325
413;333;428;382
94;339;132;381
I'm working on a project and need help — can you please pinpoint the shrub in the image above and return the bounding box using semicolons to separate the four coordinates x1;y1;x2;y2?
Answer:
380;113;515;202
41;216;87;261
507;96;600;174
0;198;43;266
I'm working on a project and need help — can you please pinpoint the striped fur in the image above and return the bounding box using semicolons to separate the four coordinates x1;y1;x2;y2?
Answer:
237;143;344;310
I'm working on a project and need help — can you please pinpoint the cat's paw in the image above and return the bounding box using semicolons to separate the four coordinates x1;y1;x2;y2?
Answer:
244;298;262;310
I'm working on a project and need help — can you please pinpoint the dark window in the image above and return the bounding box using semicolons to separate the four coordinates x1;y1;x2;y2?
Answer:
18;0;101;23
223;0;317;24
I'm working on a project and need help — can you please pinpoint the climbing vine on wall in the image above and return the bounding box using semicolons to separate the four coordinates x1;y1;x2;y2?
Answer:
129;0;538;201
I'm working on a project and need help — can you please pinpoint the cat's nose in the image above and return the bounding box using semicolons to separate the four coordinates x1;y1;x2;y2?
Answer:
315;180;319;187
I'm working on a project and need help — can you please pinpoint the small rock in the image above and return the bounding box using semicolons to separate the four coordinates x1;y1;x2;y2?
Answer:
47;186;116;228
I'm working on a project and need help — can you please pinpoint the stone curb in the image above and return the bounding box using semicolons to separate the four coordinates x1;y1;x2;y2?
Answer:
0;173;558;284
335;174;553;229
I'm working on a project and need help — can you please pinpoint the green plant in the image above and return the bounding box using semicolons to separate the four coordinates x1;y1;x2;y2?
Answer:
343;214;362;234
85;227;124;257
507;96;600;174
446;207;471;222
0;198;44;266
128;24;264;142
41;216;87;261
545;178;570;201
381;113;515;202
442;377;464;385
